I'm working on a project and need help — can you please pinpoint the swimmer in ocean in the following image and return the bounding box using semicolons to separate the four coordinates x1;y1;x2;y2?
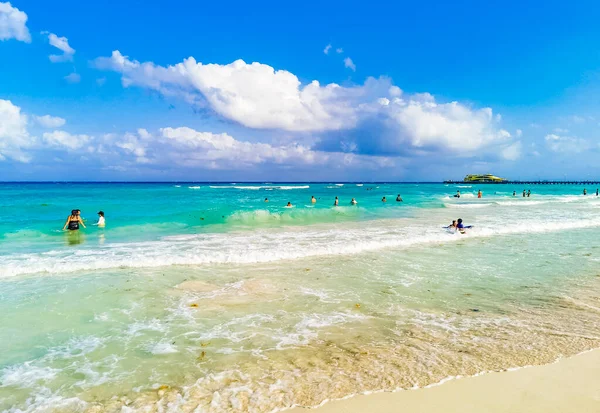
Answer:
286;202;293;207
382;196;387;202
334;196;339;206
94;211;105;228
446;220;457;229
63;209;86;231
396;194;403;202
264;197;269;202
454;191;460;198
350;198;357;205
311;196;317;203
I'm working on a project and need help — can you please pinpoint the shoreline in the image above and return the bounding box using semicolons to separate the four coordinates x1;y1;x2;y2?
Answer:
290;348;600;413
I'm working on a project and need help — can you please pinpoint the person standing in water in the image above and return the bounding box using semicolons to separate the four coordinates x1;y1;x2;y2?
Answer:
527;190;531;197
477;190;482;198
334;196;339;206
513;191;516;197
63;209;86;231
94;211;105;228
350;198;358;205
522;190;526;197
596;188;599;196
396;194;403;202
583;189;587;195
311;196;317;203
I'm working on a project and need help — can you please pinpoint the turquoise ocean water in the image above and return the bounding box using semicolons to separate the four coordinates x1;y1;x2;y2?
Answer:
1;182;600;412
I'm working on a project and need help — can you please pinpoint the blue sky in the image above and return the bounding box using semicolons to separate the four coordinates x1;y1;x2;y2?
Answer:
1;0;600;181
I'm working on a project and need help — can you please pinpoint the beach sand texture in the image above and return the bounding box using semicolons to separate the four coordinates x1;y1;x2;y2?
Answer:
293;349;600;413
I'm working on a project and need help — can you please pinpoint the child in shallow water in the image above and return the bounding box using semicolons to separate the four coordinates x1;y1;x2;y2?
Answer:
95;211;105;228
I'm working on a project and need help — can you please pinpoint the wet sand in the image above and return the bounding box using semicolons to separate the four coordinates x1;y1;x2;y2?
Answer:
291;349;600;413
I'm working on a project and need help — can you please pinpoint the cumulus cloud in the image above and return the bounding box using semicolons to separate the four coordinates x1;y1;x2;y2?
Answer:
323;44;331;54
500;141;522;161
64;72;81;83
544;133;589;153
344;57;356;71
0;2;30;42
34;114;66;128
42;130;91;150
336;48;343;54
93;51;518;158
44;32;75;62
93;51;362;132
0;99;33;162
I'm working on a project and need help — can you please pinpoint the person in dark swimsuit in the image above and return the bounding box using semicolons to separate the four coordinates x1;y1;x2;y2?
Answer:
63;209;86;231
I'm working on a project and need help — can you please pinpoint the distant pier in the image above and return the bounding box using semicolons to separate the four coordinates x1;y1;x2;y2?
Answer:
443;180;600;185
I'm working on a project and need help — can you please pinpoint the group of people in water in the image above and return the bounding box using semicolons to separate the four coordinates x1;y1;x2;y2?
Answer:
63;210;105;231
64;187;599;231
270;194;405;208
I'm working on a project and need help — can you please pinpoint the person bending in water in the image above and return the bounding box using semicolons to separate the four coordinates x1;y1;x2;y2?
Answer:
456;218;470;233
63;209;86;231
396;194;403;202
334;196;339;206
94;211;105;228
454;191;460;198
311;196;317;203
350;198;358;205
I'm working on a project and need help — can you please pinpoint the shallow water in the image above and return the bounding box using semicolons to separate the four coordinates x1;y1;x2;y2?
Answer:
1;183;600;412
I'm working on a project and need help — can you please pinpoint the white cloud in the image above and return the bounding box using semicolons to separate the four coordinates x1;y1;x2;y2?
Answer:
42;130;91;150
515;129;522;137
344;57;356;71
323;44;331;54
500;141;522;161
94;51;361;132
383;99;512;152
336;48;343;54
570;115;585;124
0;99;33;162
64;72;81;83
553;128;569;133
160;127;330;166
94;51;514;155
544;133;589;153
45;32;75;62
0;2;30;42
34;114;66;128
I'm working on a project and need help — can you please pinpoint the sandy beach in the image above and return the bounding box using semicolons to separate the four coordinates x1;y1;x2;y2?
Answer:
291;349;600;413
